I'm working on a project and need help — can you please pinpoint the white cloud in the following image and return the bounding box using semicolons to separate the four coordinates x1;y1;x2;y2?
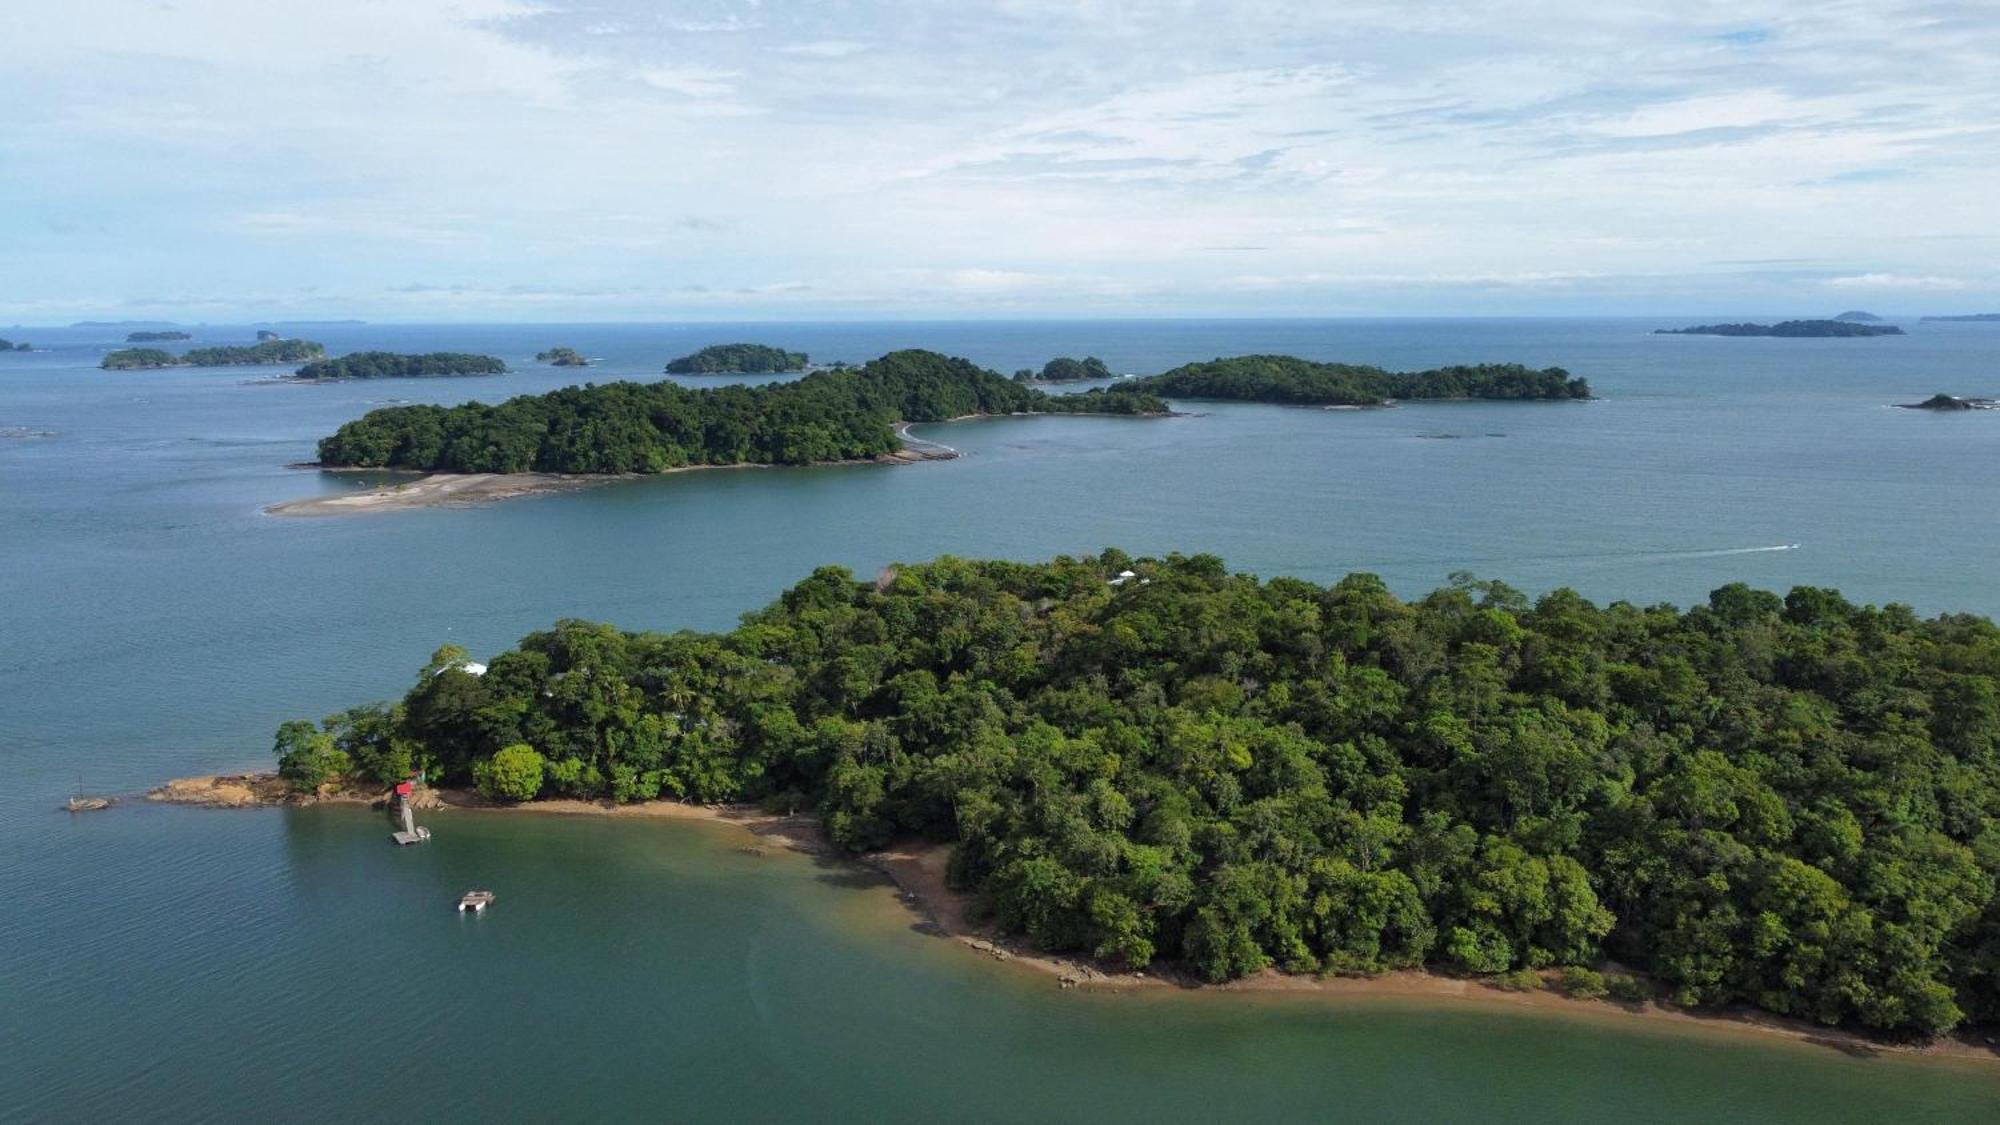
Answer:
1824;273;1973;291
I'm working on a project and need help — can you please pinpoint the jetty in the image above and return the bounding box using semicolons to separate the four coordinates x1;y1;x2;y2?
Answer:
458;891;495;913
389;781;431;845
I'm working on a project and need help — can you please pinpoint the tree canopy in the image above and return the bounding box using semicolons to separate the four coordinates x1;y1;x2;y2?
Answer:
665;343;810;374
313;349;1167;474
101;338;327;369
294;351;506;380
280;552;2000;1035
1122;356;1591;405
101;348;179;369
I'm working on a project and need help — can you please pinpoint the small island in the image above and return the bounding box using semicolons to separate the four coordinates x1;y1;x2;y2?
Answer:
101;338;328;370
0;338;29;352
536;346;590;367
1897;394;1995;411
125;330;192;342
1920;313;2000;323
1114;355;1590;405
306;349;1164;478
1654;320;1905;338
665;343;809;375
1831;311;1884;323
292;351;507;381
256;329;282;341
1015;356;1115;382
267;551;2000;1040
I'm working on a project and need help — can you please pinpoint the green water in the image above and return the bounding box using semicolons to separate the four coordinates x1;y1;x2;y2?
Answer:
5;319;2000;1120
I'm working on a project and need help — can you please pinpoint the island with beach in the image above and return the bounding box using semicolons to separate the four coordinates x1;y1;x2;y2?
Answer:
272;349;1168;514
177;550;2000;1048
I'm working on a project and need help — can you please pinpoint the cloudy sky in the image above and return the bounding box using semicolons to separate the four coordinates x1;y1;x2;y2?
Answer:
6;0;1997;322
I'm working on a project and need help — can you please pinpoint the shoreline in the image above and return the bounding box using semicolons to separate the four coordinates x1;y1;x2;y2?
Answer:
144;773;1998;1063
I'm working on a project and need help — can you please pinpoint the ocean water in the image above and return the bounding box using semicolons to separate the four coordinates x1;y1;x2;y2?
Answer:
3;318;1998;1119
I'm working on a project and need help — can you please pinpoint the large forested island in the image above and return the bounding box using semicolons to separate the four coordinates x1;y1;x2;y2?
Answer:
278;552;2000;1036
293;351;507;380
1119;356;1590;405
1655;321;1905;338
665;343;809;374
101;338;327;369
313;349;1166;473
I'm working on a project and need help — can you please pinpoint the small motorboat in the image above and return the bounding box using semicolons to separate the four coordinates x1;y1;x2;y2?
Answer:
458;890;495;913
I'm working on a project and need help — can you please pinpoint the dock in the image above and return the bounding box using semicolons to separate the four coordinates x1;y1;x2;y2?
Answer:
458;891;495;913
389;785;431;845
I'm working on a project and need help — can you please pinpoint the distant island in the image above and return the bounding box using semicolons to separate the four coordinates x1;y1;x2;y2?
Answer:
312;349;1165;474
0;338;29;352
1920;313;2000;323
268;551;2000;1038
256;329;281;341
536;346;590;367
1654;320;1904;338
1015;356;1115;382
1898;394;1995;411
125;330;192;342
665;343;809;374
293;351;507;381
101;338;327;370
1832;311;1883;323
1117;355;1591;405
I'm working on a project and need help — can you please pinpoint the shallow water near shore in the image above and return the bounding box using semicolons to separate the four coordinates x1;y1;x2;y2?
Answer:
5;317;2000;1119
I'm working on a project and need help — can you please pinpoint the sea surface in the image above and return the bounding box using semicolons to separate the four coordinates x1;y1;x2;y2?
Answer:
3;318;1999;1120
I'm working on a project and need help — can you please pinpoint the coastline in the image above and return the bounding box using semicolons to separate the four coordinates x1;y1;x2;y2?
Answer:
144;772;2000;1063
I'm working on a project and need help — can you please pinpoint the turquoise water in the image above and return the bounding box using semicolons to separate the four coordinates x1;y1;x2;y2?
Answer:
4;319;1999;1119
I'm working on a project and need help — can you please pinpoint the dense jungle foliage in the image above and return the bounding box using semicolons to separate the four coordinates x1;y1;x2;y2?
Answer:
665;343;809;374
278;552;2000;1035
294;351;506;380
313;349;1167;473
1123;356;1592;404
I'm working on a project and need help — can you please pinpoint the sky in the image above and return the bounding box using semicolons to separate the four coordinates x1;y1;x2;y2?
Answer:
5;0;1998;323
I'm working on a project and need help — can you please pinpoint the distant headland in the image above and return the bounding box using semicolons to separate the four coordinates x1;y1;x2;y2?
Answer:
1654;320;1904;338
125;330;192;342
1920;313;2000;323
665;343;809;374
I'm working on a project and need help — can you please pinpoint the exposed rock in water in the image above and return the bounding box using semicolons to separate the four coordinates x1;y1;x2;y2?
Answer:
1897;394;1995;411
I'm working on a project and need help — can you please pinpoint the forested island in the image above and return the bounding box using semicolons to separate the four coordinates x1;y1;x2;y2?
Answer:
1119;356;1590;405
101;338;327;369
665;343;809;374
293;351;507;381
276;551;2000;1037
1654;321;1905;338
313;349;1166;473
1832;311;1883;323
1921;314;2000;323
0;339;29;352
1016;356;1115;382
125;330;191;342
536;347;589;367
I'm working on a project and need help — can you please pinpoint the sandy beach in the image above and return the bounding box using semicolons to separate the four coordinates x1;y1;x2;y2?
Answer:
145;773;1999;1063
